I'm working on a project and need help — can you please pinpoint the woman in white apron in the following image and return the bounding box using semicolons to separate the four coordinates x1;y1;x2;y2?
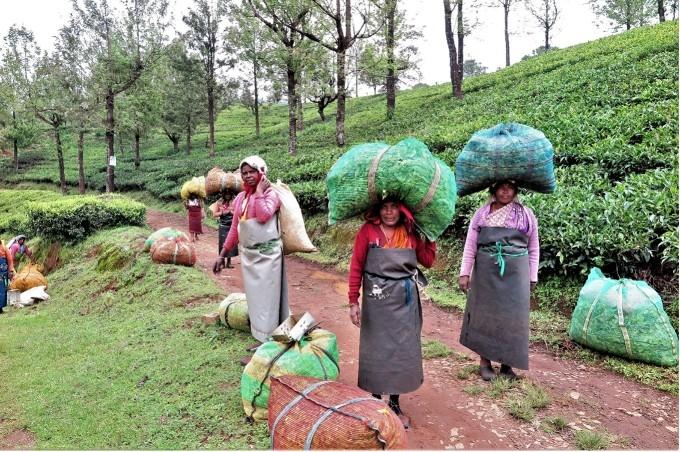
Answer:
347;197;436;429
213;156;290;364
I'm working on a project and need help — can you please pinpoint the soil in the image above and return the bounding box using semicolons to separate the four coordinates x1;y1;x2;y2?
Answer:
2;209;676;450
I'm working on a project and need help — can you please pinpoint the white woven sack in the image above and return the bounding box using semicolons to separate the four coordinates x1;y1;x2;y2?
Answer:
19;285;50;307
271;181;317;255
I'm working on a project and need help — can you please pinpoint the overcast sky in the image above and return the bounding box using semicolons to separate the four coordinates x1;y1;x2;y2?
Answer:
0;0;620;89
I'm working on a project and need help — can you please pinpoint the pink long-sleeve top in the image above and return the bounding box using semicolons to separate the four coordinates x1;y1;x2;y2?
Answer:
348;223;437;305
222;188;281;253
459;202;540;282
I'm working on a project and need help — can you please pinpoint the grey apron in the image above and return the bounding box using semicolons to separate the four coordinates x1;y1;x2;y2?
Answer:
460;227;530;369
358;247;425;394
238;214;290;342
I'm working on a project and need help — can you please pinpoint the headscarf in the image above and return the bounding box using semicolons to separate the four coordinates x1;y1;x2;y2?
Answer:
239;155;267;194
365;198;415;249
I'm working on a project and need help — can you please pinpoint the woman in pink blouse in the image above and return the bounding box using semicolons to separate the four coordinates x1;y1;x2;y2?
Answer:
212;156;290;363
458;180;539;381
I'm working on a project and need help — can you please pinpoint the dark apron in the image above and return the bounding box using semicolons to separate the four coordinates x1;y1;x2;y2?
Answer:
0;257;8;309
460;227;530;369
358;247;426;394
218;213;238;258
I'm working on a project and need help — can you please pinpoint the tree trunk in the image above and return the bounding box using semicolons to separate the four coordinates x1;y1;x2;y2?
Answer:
172;137;179;153
134;129;141;168
254;60;260;138
54;126;67;195
456;0;464;88
286;58;298;155
208;81;216;157
334;0;351;147
504;3;511;67
658;0;666;21
186;115;192;155
319;104;326;121
443;0;461;98
297;84;304;131
105;87;115;193
386;0;396;120
12;111;18;171
78;125;85;194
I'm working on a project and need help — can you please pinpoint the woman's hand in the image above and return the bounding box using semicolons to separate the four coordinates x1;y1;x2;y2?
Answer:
255;175;270;195
458;275;470;293
212;258;225;274
349;304;361;327
530;282;537;292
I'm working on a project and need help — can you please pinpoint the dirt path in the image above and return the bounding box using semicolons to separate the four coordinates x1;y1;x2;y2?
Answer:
148;210;678;450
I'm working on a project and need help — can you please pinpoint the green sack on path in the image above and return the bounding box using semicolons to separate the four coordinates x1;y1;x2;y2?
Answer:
326;137;457;241
218;293;250;332
455;122;556;196
568;268;678;367
144;227;189;252
240;329;339;421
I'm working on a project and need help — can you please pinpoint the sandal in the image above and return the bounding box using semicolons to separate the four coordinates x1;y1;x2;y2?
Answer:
479;365;496;381
388;402;411;429
499;364;518;380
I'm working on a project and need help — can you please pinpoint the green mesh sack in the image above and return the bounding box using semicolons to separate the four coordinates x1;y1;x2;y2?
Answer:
240;328;339;421
455;122;556;196
144;227;189;251
326;137;457;241
569;268;678;367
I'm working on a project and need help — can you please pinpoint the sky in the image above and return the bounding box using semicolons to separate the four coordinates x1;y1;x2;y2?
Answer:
0;0;621;90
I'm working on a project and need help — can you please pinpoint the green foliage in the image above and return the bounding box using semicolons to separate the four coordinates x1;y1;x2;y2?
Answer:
462;385;485;395
25;194;146;242
421;340;454;359
522;381;551;409
541;415;568;433
505;399;535;422
96;243;137;272
574;430;610;450
456;364;479;380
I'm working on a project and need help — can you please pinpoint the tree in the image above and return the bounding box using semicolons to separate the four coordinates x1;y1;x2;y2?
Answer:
520;44;558;60
183;0;233;157
589;0;656;30
357;43;384;93
495;0;519;66
658;0;666;20
462;58;486;77
74;0;169;192
443;0;462;97
525;0;559;50
302;47;337;121
285;0;385;146
385;0;397;119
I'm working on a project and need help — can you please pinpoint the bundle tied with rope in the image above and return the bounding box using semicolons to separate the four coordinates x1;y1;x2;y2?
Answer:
268;375;408;450
180;176;207;200
326;137;457;241
240;328;339;422
206;167;243;196
217;293;250;332
149;236;197;267
9;263;48;292
568;268;679;367
144;227;189;252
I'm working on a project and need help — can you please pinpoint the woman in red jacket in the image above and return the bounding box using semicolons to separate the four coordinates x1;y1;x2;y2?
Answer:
348;197;436;429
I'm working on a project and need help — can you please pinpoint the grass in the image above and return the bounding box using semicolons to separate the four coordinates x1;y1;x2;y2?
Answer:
422;340;454;359
488;375;516;398
456;364;479;380
0;226;269;449
423;281;467;311
462;385;485;395
540;415;568;433
573;430;610;450
522;381;551;409
505;399;535;422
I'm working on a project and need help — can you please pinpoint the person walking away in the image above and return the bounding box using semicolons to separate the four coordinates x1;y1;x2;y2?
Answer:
348;197;436;429
212;156;290;365
0;239;16;314
458;180;539;381
184;194;205;242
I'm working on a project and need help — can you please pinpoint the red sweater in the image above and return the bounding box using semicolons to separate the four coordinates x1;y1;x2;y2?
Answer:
348;222;436;305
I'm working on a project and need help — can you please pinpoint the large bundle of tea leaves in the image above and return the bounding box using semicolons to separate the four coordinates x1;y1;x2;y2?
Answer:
326;137;457;241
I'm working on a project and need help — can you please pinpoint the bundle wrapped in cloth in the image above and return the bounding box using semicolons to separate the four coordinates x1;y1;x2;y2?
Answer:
326;137;457;241
218;293;250;332
270;181;317;254
149;236;196;266
180;176;207;200
455;122;556;196
569;268;679;367
144;227;189;252
241;328;339;421
10;263;48;292
206;167;243;196
269;375;407;450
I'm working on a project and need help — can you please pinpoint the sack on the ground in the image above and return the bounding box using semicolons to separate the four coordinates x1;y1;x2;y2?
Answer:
144;227;189;252
206;167;242;195
241;328;339;421
180;176;207;200
455;122;556;196
326;137;457;241
9;263;48;292
218;293;250;332
150;236;196;266
568;268;679;367
18;285;50;307
271;181;317;255
269;375;407;450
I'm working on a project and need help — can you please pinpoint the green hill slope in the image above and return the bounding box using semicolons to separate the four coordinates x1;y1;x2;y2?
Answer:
2;21;678;282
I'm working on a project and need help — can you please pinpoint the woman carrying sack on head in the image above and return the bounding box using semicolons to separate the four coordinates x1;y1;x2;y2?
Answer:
458;180;539;381
184;194;205;242
212;156;290;364
0;239;16;314
212;189;238;269
347;197;436;429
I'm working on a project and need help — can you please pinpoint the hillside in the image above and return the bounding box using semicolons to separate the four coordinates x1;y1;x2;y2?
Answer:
1;21;677;288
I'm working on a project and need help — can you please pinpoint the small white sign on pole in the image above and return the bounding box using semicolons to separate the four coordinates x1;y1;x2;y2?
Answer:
109;155;117;167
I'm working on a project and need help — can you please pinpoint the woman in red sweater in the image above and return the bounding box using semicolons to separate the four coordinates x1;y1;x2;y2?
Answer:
348;197;436;429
